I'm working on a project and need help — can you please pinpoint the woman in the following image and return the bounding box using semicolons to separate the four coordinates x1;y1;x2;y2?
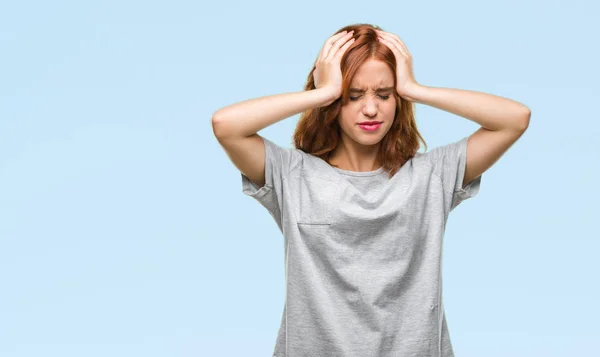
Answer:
212;24;530;357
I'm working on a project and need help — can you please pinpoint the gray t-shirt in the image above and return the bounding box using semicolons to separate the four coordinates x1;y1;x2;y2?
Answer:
241;135;482;357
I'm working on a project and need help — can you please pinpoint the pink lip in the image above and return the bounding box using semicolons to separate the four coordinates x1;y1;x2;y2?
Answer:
358;123;382;131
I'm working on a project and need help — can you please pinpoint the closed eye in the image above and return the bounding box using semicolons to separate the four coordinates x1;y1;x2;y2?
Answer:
349;95;390;101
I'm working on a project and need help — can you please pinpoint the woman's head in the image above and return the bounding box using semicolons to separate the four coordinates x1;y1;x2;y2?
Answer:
293;23;427;178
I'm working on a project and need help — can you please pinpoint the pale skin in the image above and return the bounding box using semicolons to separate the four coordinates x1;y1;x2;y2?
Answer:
212;29;530;190
211;30;354;188
328;58;397;172
319;29;531;187
374;29;531;188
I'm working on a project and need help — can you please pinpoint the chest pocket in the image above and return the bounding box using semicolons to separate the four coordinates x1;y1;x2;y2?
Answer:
296;174;341;226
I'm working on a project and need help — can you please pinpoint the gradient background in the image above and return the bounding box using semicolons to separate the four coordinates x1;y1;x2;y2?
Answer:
1;1;598;356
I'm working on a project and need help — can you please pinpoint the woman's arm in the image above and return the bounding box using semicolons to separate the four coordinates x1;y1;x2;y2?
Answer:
212;87;337;139
213;30;354;139
409;84;531;188
407;84;530;131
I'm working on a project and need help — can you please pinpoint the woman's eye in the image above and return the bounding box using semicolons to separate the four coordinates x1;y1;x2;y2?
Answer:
349;95;390;101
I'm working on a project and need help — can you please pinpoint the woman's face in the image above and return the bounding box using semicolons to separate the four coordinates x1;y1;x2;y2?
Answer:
338;58;397;147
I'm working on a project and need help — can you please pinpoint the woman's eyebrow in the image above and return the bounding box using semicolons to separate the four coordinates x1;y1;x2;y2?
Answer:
349;86;394;92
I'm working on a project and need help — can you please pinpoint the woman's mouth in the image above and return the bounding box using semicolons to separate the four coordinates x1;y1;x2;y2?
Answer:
358;123;382;131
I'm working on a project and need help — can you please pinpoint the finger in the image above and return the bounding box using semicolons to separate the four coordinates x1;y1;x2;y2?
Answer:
378;36;410;70
318;31;346;62
319;31;350;62
376;29;407;52
324;31;354;61
378;34;409;59
377;31;410;57
378;33;408;57
333;36;356;61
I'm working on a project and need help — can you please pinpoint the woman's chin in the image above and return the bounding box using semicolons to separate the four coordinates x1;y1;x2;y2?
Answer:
353;135;383;146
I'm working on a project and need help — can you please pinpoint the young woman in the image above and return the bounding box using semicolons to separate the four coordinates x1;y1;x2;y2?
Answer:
212;24;530;357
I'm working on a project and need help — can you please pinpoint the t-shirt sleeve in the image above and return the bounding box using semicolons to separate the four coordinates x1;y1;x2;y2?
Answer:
241;135;303;231
424;135;482;211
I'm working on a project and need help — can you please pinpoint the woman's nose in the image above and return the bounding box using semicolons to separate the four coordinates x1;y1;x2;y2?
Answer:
362;97;378;115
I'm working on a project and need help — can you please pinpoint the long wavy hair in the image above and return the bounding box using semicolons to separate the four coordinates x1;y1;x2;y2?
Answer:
292;23;427;179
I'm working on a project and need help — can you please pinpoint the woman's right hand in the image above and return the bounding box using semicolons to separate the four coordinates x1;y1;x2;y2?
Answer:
313;30;355;106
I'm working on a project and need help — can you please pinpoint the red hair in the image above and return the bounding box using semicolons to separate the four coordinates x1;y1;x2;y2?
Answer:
292;23;428;178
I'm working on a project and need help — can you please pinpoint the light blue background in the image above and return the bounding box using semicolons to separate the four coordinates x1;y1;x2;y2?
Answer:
1;1;598;356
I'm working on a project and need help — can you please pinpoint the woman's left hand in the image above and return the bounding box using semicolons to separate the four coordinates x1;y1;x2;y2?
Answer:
376;29;421;101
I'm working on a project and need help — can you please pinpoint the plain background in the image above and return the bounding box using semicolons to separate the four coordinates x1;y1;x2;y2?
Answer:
1;1;598;356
